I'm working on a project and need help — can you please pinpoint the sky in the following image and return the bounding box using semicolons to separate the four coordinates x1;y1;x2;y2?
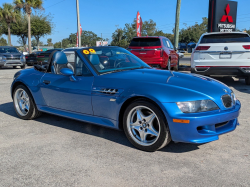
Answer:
2;0;250;46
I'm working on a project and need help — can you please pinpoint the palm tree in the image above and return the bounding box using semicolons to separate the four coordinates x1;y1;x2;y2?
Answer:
0;3;19;46
14;0;43;53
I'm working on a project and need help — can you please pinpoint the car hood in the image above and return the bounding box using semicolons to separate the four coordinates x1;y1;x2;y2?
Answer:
101;68;173;84
168;71;231;97
0;53;22;57
99;69;231;104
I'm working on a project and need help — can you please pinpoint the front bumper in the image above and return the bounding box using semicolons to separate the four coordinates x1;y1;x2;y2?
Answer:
191;67;250;77
0;60;25;67
162;100;241;144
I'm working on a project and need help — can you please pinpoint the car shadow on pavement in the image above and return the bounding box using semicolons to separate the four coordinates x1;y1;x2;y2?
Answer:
0;102;201;153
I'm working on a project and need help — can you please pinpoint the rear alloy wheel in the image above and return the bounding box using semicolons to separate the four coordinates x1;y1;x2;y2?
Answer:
167;58;171;70
245;76;250;85
123;100;171;152
13;85;41;120
21;65;26;69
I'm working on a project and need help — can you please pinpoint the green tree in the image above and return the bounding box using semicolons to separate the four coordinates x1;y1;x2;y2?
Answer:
111;19;163;48
30;13;52;50
179;17;208;43
9;13;28;51
47;38;52;46
54;42;61;48
81;30;102;47
14;0;43;53
0;3;19;46
0;36;7;46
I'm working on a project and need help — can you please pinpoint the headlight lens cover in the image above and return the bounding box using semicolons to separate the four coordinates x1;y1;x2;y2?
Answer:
176;100;219;113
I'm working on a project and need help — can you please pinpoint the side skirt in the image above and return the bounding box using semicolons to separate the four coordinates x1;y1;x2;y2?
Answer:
37;105;118;129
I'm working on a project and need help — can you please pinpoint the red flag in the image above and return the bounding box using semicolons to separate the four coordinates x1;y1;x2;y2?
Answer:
76;24;82;47
136;12;143;37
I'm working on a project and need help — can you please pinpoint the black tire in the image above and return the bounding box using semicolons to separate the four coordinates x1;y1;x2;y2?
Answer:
13;85;41;120
167;58;171;70
13;66;17;69
174;57;179;71
123;100;171;152
245;76;250;85
21;64;26;69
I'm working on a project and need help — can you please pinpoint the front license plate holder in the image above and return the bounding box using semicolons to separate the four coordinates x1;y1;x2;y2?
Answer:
220;53;232;59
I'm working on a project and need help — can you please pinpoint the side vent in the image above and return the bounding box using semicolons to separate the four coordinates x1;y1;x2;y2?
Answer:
100;88;119;94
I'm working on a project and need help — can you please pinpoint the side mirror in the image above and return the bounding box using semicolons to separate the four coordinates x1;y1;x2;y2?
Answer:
60;68;74;76
60;68;76;81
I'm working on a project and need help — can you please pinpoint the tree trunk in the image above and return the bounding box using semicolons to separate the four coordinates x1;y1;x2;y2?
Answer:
21;35;27;52
36;37;40;52
27;13;32;54
7;23;11;46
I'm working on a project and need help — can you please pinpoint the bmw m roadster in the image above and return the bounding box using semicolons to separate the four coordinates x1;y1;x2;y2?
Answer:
11;47;241;152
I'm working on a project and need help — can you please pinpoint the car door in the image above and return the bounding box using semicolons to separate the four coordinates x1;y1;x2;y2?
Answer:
40;55;94;115
162;39;171;65
167;39;178;65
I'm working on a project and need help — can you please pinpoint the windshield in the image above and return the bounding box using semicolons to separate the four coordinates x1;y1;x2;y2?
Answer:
0;47;19;53
201;33;250;43
81;47;151;74
129;38;161;47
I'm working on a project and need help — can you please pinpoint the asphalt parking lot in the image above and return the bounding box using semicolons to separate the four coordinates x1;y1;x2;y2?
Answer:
0;63;250;186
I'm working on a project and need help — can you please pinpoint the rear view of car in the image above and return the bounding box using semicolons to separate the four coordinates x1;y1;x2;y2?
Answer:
191;32;250;85
128;36;179;70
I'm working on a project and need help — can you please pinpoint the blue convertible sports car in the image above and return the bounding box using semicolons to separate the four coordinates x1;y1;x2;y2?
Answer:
11;47;241;152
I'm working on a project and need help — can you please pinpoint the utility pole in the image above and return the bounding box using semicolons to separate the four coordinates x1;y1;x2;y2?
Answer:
174;0;181;49
76;0;81;47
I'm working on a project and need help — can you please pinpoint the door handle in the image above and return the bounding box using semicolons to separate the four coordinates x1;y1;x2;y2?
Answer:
43;80;51;85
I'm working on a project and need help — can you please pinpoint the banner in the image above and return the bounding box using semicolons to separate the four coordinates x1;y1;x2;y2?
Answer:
76;24;82;47
136;12;143;37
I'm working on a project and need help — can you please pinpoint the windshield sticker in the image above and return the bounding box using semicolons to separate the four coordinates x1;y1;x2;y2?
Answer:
89;49;96;54
83;50;90;55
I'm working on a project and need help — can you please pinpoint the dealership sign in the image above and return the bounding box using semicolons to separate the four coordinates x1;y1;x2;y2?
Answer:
208;0;238;32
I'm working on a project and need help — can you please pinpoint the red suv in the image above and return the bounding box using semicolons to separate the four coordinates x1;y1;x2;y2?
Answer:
128;36;179;70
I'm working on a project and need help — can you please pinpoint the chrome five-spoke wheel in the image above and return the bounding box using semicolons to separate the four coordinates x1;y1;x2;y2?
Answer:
123;100;171;152
14;88;30;116
127;106;160;146
13;85;41;120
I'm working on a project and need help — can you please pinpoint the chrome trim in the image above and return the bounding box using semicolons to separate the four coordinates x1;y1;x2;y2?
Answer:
195;50;250;53
194;67;210;72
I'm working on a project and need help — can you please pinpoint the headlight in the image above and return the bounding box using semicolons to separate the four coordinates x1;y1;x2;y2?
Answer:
231;91;237;105
176;100;219;113
0;56;2;60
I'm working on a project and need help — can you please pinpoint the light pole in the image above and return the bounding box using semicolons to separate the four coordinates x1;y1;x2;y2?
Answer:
76;0;81;47
174;0;181;50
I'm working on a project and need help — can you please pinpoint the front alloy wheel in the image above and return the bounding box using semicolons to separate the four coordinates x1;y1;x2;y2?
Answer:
123;100;171;152
13;85;41;120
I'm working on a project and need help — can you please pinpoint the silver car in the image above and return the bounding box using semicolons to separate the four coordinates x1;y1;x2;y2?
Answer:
0;46;26;69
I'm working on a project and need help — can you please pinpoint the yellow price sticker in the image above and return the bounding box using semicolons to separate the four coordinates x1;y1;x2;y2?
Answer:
89;49;96;53
83;50;90;55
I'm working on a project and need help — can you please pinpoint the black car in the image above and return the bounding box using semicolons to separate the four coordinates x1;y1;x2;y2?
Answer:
25;51;43;66
37;48;63;65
